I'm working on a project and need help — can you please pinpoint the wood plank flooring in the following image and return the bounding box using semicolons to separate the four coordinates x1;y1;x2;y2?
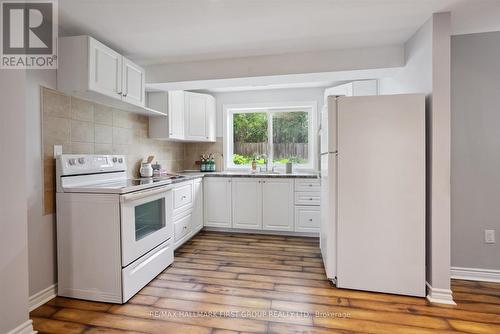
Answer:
31;230;500;333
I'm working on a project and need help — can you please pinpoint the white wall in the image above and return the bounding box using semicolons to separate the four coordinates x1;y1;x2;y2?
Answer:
0;71;33;333
451;31;500;271
380;13;453;303
379;20;432;95
26;70;58;297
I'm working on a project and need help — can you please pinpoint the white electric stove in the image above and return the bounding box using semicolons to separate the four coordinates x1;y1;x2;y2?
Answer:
56;154;177;303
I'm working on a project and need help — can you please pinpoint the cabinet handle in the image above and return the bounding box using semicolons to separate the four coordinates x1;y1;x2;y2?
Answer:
309;198;313;200
309;218;313;221
123;92;128;97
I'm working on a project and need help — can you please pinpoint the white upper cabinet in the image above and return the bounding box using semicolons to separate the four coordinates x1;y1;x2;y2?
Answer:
148;91;216;142
88;37;122;99
206;95;216;142
185;92;209;141
262;179;294;231
169;91;186;140
121;57;146;107
58;36;152;114
232;178;262;230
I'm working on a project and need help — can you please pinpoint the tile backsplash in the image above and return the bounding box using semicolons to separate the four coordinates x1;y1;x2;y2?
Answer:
184;138;224;171
42;87;185;214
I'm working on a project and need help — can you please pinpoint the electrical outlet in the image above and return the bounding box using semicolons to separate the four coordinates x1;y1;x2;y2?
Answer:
53;145;62;158
484;230;496;244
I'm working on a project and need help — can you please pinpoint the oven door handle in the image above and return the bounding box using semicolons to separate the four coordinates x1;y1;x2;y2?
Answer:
120;185;172;202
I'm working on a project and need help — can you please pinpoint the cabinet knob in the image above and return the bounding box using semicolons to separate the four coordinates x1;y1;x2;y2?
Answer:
309;218;313;222
309;198;313;200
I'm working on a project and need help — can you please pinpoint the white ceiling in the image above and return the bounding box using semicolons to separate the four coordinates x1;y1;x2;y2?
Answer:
58;0;500;66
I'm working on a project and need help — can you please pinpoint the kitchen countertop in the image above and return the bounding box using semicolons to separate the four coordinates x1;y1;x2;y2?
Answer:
177;171;319;179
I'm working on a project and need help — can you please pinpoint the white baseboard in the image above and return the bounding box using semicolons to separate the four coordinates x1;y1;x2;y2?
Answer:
203;227;318;237
6;319;35;334
451;266;500;283
426;282;456;305
29;284;57;311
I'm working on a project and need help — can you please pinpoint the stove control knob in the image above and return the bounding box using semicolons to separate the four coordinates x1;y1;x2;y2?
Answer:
68;158;76;166
112;157;118;163
78;157;86;165
118;158;123;163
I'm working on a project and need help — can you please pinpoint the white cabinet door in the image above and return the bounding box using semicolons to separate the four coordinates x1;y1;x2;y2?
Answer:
295;206;320;233
232;178;262;230
206;94;216;141
168;91;185;140
262;179;294;231
185;92;208;141
88;37;122;99
204;178;232;227
192;179;203;233
122;57;145;107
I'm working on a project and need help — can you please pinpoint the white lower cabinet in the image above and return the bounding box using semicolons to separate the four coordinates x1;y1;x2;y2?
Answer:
173;211;192;245
262;179;294;231
172;178;204;249
192;179;203;232
294;178;321;233
232;178;263;230
204;177;232;227
295;206;321;233
204;177;318;233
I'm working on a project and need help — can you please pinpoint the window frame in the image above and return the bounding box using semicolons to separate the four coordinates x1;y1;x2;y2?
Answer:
223;101;318;171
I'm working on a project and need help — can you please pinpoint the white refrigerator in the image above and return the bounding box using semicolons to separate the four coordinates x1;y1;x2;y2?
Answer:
320;94;426;297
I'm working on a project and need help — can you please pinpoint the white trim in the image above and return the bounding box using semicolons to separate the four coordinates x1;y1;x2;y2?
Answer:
223;101;318;171
451;266;500;283
29;284;57;311
426;281;456;305
5;319;35;334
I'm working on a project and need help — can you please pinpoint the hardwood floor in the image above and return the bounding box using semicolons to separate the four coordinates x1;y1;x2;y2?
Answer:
31;230;500;333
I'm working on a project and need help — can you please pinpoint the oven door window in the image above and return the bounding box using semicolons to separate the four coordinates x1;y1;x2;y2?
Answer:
134;198;165;241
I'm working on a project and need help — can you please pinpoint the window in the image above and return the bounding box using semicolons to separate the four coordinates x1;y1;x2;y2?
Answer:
225;102;317;170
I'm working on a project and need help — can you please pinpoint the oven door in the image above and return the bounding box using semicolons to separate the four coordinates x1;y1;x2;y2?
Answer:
120;185;173;267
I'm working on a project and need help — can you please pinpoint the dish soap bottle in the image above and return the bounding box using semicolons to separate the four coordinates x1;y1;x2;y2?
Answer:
200;155;206;172
210;154;216;172
251;157;257;172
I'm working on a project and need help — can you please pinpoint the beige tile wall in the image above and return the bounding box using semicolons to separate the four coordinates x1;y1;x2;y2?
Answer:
42;87;185;214
184;138;224;171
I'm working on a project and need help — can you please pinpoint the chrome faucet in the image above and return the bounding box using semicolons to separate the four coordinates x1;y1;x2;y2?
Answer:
259;154;270;172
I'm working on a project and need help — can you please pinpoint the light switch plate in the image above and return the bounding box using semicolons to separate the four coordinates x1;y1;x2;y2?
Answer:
484;229;496;244
53;145;62;158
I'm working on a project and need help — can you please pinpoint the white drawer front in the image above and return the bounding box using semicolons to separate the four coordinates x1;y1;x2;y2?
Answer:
122;239;173;302
295;191;321;206
174;212;192;242
295;179;320;192
295;206;320;233
173;182;193;213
